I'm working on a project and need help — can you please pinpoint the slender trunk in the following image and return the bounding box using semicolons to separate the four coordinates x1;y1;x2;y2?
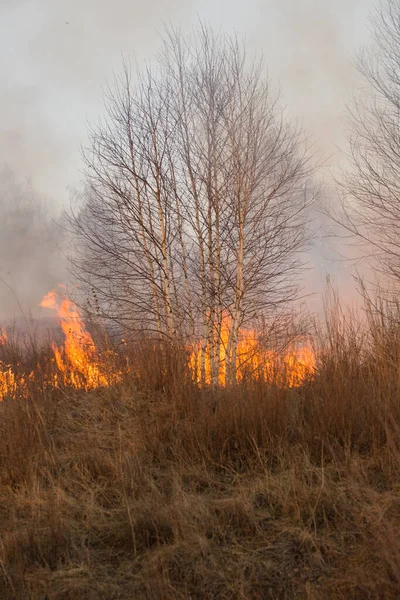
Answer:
126;118;163;336
214;204;223;384
226;220;244;385
168;154;195;340
174;56;209;383
212;123;223;385
181;140;208;382
152;129;176;338
207;180;217;385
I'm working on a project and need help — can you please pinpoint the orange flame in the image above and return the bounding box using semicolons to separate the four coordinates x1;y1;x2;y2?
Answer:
189;313;315;387
0;292;316;401
40;289;117;390
0;329;7;346
0;329;29;401
0;290;120;401
0;364;16;400
0;330;13;400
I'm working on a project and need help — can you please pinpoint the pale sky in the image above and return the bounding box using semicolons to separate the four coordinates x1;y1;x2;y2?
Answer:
0;0;377;317
1;0;376;202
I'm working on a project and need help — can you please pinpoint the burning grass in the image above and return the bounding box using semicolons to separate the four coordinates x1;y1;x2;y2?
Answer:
0;298;400;598
0;291;316;402
40;290;121;390
189;312;316;387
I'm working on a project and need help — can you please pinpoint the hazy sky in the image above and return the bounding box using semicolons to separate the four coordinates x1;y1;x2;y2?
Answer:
1;0;376;201
0;0;378;317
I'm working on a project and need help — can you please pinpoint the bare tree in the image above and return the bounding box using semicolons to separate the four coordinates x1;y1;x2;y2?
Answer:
68;26;316;384
336;0;400;283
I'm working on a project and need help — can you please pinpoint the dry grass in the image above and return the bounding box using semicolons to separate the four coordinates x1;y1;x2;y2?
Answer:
1;309;400;599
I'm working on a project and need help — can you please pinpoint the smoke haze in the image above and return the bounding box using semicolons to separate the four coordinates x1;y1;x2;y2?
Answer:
0;0;378;318
0;167;67;320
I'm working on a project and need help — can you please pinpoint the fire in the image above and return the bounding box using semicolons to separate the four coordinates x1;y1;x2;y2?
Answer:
40;289;118;390
0;364;16;400
0;291;315;401
0;290;120;401
0;329;27;401
189;314;315;387
0;329;7;346
0;330;12;400
282;344;316;387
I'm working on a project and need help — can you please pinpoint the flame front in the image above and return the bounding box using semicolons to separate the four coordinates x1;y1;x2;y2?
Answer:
0;364;16;400
0;292;119;401
40;290;117;390
0;329;21;400
0;329;7;346
0;294;316;402
189;314;315;387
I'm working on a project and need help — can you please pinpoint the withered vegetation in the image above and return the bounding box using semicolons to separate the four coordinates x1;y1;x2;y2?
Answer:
0;299;400;600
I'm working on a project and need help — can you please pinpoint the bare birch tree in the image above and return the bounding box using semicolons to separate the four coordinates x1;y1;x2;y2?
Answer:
68;26;316;384
336;0;400;283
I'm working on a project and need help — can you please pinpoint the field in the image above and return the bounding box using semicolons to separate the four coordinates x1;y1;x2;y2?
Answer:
0;303;400;599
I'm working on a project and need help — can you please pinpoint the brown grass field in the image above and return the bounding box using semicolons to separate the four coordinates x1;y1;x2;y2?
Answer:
1;304;400;599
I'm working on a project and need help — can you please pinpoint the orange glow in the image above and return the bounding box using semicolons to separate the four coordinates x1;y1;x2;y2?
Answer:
0;327;27;400
0;364;16;400
0;330;14;401
40;289;119;390
0;291;316;401
189;313;315;387
0;329;7;346
0;289;120;401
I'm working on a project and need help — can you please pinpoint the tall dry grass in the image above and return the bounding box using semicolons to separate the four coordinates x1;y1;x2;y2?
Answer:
1;299;400;599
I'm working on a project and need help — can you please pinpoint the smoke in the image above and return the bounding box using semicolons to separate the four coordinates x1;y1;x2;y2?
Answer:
0;0;379;318
0;0;375;198
243;0;377;306
0;0;192;206
189;0;375;163
0;0;191;320
0;166;67;321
